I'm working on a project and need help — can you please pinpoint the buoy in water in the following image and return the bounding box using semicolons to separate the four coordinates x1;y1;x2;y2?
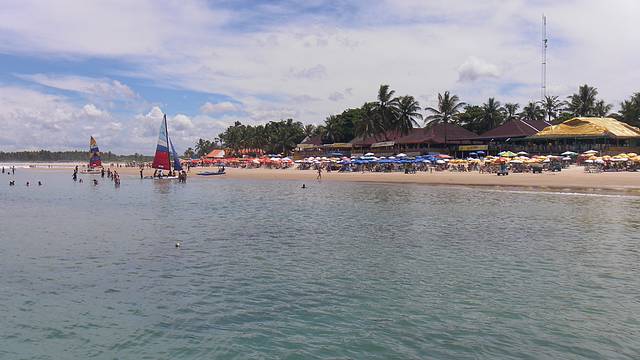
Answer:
175;241;182;248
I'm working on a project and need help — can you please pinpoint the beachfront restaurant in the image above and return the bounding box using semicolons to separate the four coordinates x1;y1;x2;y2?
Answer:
349;125;481;157
526;117;640;155
475;119;550;155
394;124;482;157
293;135;324;159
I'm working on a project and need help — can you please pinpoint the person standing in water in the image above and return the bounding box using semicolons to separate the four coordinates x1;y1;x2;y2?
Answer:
139;167;144;179
12;166;15;175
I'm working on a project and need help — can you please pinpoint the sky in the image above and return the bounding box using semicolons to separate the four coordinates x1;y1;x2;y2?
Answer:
1;0;639;154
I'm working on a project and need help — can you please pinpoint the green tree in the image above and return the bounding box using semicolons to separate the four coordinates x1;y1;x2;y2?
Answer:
374;84;400;135
520;102;545;122
396;95;422;135
303;124;316;138
540;95;563;122
457;105;484;133
478;98;505;132
424;91;466;127
566;84;598;116
618;92;640;127
183;147;195;159
503;103;520;121
354;102;381;139
593;100;613;117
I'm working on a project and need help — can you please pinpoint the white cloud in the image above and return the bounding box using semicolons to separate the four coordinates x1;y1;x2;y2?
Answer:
457;57;500;82
18;73;137;100
82;104;106;117
200;101;240;114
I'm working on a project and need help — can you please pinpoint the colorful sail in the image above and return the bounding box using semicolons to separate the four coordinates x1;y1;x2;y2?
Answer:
151;114;171;170
170;139;183;171
89;136;102;168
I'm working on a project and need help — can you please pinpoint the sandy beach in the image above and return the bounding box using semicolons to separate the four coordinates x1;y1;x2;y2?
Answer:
30;164;640;195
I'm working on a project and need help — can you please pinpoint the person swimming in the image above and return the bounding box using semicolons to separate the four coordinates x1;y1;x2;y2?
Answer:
302;184;306;189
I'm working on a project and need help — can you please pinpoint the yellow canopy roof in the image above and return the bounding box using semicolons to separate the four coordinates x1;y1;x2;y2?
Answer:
532;117;640;138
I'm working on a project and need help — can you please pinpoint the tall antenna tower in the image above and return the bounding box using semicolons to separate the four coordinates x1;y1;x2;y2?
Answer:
541;14;547;100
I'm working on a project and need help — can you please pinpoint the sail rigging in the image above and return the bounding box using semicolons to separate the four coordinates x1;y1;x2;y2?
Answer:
151;114;171;170
89;136;102;168
170;139;183;171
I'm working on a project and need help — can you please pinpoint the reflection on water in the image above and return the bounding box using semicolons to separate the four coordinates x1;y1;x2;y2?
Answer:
1;170;640;359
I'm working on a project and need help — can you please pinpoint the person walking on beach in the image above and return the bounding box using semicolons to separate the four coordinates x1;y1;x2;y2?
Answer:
101;168;105;178
316;166;322;180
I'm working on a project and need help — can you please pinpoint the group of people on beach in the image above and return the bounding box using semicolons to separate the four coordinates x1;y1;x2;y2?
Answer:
72;166;120;186
150;168;188;183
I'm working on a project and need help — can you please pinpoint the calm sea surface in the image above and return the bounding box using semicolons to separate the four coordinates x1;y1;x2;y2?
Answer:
1;169;640;359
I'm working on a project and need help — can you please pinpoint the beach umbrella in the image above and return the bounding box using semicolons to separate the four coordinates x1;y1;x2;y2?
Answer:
517;151;528;155
562;157;572;161
498;151;517;157
396;153;407;157
561;151;578;156
584;150;598;154
510;159;523;164
364;152;374;156
476;151;485;155
436;154;452;159
584;159;594;163
436;159;446;164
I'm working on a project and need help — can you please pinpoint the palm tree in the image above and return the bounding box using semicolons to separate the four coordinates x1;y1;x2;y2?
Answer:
396;96;422;135
374;84;400;137
504;103;519;121
183;147;195;159
520;102;545;122
619;93;640;127
566;84;598;116
540;95;564;122
303;124;316;138
593;100;613;117
479;98;504;131
424;91;465;144
355;102;381;139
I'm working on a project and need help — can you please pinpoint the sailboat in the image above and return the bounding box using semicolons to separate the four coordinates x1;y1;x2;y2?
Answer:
80;136;103;174
149;114;182;180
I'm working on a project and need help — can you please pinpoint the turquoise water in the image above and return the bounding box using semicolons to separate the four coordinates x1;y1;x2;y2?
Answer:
1;169;640;359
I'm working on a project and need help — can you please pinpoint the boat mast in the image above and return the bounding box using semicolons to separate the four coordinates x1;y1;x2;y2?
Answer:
164;114;171;171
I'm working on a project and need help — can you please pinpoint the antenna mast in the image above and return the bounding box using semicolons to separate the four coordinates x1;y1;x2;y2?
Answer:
541;14;547;100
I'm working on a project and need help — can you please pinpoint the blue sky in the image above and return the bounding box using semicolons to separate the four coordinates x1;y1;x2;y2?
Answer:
1;0;639;153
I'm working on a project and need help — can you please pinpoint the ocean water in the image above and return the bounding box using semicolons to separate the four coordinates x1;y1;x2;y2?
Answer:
1;169;640;359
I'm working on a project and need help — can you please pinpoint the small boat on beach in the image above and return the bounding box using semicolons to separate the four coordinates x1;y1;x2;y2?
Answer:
80;136;103;174
149;114;182;180
198;164;226;176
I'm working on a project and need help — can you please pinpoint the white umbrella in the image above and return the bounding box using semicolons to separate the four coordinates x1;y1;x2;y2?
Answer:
584;159;594;163
510;160;523;164
584;150;598;154
396;153;407;157
595;159;605;164
562;157;572;161
561;151;577;156
436;160;445;164
517;151;528;155
364;152;374;156
543;159;551;163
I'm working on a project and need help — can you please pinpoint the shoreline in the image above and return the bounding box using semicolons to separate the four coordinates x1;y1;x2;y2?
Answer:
25;165;640;196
